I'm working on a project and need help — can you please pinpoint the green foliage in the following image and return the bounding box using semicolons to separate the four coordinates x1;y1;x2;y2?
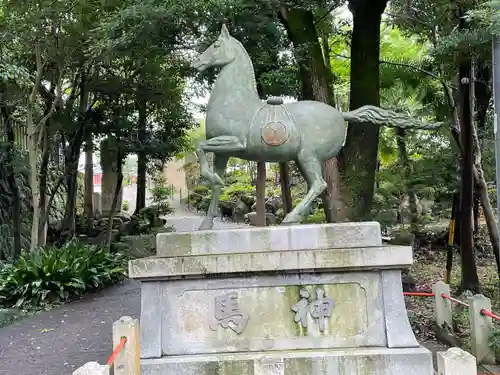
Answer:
122;200;129;212
220;183;254;203
0;308;21;328
149;174;173;216
0;146;31;257
0;241;128;309
302;208;326;224
489;325;500;360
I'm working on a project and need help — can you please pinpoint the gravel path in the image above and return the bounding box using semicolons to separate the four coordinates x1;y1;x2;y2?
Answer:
0;280;141;375
0;197;245;375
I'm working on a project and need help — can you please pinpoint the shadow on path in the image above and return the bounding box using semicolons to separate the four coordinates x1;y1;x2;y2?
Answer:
0;280;140;375
0;195;243;375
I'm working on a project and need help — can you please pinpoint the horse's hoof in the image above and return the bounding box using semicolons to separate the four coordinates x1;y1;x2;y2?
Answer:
199;217;215;230
281;215;301;225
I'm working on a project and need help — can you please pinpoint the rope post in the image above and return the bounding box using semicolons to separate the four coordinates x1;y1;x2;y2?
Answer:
433;282;453;330
437;347;476;375
468;294;496;364
73;362;109;375
112;316;141;375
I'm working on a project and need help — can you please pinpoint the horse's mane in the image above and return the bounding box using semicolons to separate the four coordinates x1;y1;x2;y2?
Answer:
229;37;258;96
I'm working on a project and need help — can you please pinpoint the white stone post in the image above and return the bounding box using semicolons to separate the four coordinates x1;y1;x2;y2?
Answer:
468;294;496;364
433;281;453;330
92;192;102;215
437;347;476;375
112;316;141;375
73;362;109;375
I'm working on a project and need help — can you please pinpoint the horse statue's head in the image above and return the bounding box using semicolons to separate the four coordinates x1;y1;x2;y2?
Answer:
193;25;236;72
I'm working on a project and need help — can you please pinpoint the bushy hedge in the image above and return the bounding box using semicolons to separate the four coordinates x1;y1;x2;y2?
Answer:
0;240;128;309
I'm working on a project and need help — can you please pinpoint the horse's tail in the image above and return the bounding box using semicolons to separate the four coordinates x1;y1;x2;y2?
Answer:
341;105;444;130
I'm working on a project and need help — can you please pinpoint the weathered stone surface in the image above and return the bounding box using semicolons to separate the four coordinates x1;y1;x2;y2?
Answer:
156;273;385;355
92;192;102;214
437;347;476;375
381;270;419;348
156;222;382;257
140;347;433;375
73;362;109;375
136;222;430;375
129;245;412;279
245;212;277;226
469;294;495;364
164;216;246;234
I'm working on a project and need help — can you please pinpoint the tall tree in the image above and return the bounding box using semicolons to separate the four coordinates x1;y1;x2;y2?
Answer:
278;5;346;222
338;0;388;220
458;8;480;292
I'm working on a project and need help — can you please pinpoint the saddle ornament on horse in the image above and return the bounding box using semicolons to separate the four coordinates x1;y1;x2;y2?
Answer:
250;96;296;147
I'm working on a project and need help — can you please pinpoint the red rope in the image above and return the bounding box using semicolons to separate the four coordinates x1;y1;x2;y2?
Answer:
481;308;500;321
403;292;435;297
441;293;470;307
107;337;127;366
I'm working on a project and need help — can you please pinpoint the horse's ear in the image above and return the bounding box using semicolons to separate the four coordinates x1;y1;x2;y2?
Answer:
220;24;230;39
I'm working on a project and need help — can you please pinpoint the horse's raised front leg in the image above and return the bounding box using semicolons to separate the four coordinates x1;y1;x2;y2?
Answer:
196;136;245;186
196;136;245;230
282;153;327;224
199;154;229;230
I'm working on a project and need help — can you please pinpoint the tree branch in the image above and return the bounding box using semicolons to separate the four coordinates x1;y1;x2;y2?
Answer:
29;41;44;105
331;51;444;81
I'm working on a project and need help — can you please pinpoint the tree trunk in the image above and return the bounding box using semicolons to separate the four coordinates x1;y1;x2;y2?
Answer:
106;150;124;247
396;128;419;233
443;79;500;275
61;126;85;240
1;107;22;259
62;153;80;238
279;162;293;215
278;6;345;222
39;174;63;237
338;0;388;220
473;191;479;235
256;161;266;226
322;157;346;221
458;54;480;293
474;60;491;129
37;126;50;246
27;101;40;251
135;99;147;214
84;133;94;232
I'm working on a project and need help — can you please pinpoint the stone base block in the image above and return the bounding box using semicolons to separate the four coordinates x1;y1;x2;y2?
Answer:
164;216;246;233
156;221;382;256
140;347;433;375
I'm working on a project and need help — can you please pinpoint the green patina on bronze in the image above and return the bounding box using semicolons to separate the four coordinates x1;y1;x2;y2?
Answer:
193;25;444;230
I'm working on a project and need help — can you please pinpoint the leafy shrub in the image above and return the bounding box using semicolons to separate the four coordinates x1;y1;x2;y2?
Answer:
488;188;497;208
302;208;326;224
0;146;32;258
0;308;21;327
122;200;129;212
225;169;251;185
489;326;500;362
149;173;173;215
187;185;211;211
150;187;173;215
220;182;254;203
0;240;128;309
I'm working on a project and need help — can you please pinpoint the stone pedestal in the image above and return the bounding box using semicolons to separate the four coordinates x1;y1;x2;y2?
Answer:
164;216;246;233
129;222;432;375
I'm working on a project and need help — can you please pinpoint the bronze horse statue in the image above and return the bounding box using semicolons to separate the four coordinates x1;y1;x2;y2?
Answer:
193;25;441;230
